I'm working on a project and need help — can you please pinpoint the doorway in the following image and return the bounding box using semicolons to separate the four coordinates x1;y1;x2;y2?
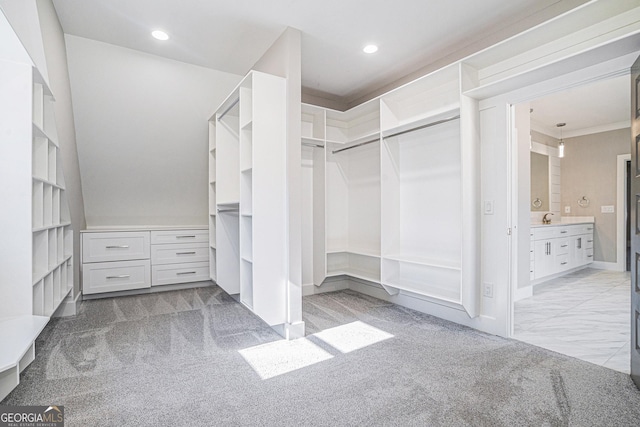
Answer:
511;75;632;373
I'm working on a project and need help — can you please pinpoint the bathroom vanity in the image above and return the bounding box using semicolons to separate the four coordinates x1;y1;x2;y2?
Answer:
530;221;594;283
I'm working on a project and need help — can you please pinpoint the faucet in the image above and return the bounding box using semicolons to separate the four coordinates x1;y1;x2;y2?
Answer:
542;213;554;224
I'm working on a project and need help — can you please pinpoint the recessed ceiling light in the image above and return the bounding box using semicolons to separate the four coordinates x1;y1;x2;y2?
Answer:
363;44;378;54
152;30;169;41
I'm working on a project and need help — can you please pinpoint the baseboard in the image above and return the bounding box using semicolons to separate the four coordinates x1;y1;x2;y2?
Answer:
53;291;80;317
83;280;214;300
302;283;315;296
590;261;623;271
513;286;533;302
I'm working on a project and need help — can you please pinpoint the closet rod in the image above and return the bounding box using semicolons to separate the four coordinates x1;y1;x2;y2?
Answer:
331;138;379;154
383;115;460;140
302;141;325;149
217;97;240;121
217;208;239;213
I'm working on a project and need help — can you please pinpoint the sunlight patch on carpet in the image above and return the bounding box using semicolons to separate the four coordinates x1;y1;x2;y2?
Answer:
313;321;394;354
238;338;333;380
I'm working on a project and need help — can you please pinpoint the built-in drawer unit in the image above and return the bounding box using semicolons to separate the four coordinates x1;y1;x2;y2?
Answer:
151;242;209;265
151;262;210;286
82;231;150;263
81;227;209;296
82;260;151;295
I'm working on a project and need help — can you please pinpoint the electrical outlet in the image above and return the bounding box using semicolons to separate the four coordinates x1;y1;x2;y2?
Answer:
564;206;571;213
483;283;494;298
601;205;614;213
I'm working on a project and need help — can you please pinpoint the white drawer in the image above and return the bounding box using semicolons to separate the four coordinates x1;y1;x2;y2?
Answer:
556;239;570;255
82;260;151;295
150;229;208;245
152;261;210;286
584;235;594;249
586;249;594;262
556;253;569;268
82;232;150;263
151;242;209;265
532;226;561;240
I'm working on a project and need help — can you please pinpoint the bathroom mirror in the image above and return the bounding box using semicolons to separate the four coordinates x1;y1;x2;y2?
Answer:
530;151;549;211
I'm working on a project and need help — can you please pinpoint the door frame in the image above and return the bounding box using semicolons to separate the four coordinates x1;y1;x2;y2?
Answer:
618;154;632;271
506;53;638;338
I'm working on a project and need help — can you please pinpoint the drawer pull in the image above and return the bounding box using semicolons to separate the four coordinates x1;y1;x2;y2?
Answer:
561;245;568;248
177;271;197;275
176;251;197;255
106;274;130;279
560;262;568;265
106;245;130;249
588;240;593;243
176;235;196;239
587;255;593;258
560;231;568;234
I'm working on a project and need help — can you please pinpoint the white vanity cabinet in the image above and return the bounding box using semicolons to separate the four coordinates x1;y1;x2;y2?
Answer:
531;222;594;282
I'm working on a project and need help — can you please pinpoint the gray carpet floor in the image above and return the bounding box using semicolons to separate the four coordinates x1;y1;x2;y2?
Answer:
3;285;640;426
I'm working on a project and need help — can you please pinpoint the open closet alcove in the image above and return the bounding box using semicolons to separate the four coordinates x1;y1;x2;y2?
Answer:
299;63;481;317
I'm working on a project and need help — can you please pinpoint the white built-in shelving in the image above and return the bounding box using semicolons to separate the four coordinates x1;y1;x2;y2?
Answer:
209;71;288;328
0;10;74;401
301;63;480;316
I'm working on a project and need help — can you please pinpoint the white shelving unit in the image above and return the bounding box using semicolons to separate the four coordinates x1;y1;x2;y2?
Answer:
210;71;289;329
0;11;74;401
301;63;480;317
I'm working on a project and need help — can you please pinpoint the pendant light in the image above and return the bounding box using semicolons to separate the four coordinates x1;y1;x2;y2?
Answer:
556;122;566;158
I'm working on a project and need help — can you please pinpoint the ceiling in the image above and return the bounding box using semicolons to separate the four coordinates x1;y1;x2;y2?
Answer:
530;75;630;138
51;0;586;107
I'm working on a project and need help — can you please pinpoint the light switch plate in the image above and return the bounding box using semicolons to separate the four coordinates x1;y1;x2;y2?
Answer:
564;206;571;213
601;205;614;213
484;200;494;215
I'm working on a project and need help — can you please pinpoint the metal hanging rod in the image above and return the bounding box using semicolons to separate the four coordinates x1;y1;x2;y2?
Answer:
331;138;379;154
217;97;240;121
383;115;460;140
302;141;325;149
217;207;239;213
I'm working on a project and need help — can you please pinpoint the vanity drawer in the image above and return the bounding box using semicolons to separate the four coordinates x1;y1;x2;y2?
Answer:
152;262;210;286
151;242;209;265
584;236;594;249
83;260;151;295
585;249;594;262
150;229;208;245
556;239;570;255
82;232;150;263
532;227;562;240
555;254;569;268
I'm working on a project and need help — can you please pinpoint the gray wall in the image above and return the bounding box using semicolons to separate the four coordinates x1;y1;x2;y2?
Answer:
36;0;86;299
561;128;630;263
65;35;242;227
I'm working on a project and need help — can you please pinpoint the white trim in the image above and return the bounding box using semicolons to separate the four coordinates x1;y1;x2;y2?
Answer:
591;261;621;271
564;120;630;139
531;120;630;139
53;292;80;317
617;154;631;272
513;285;533;302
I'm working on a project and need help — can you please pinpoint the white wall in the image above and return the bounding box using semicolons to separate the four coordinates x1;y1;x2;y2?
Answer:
36;0;86;302
65;35;242;227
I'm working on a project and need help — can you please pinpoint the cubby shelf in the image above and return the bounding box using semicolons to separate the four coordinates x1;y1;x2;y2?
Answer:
32;254;72;285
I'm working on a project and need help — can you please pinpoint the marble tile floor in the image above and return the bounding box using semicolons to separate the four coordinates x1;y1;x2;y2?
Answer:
514;268;631;374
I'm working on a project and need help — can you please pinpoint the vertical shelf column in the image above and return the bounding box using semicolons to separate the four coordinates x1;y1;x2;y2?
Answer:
239;82;254;309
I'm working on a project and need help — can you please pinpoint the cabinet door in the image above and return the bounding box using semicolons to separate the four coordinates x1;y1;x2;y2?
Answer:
534;240;554;279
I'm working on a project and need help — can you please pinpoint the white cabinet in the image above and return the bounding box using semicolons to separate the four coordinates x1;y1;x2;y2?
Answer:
531;223;594;282
81;228;209;295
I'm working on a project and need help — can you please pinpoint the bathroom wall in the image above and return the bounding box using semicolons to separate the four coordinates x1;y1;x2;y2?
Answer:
561;128;630;263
